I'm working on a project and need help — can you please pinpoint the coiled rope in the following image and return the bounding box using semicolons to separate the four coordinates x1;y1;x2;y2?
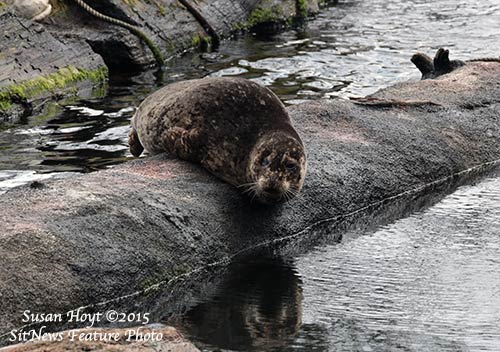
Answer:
72;0;165;67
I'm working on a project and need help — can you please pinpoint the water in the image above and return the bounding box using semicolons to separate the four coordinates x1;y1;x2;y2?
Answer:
178;174;500;351
1;0;500;192
1;0;500;349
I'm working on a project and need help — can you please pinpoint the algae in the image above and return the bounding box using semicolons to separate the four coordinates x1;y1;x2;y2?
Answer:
191;33;212;51
191;34;201;47
247;6;284;27
296;0;308;18
245;3;306;30
0;66;108;111
122;0;139;7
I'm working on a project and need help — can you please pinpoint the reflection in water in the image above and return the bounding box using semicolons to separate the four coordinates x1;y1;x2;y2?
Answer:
179;174;500;351
2;0;500;191
178;259;304;351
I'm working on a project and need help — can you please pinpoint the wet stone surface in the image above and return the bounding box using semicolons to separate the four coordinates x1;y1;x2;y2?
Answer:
1;0;500;192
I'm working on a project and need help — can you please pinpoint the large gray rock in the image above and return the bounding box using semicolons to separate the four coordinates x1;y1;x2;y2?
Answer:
1;56;499;345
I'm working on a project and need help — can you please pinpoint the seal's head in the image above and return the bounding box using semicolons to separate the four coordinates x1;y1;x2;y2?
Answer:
247;131;307;204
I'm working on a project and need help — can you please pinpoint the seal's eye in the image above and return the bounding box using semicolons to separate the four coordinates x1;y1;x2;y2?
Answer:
261;157;271;167
285;161;298;171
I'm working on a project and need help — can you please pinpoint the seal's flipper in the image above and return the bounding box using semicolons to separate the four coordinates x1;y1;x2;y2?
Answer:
411;53;434;77
433;48;451;72
165;127;202;161
412;48;466;80
433;48;465;77
128;128;144;157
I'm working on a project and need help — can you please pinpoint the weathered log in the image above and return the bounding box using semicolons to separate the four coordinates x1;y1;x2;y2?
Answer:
0;0;322;121
1;56;500;345
0;11;107;122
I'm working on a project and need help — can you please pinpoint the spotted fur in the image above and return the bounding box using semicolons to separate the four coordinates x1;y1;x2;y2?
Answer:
129;77;307;204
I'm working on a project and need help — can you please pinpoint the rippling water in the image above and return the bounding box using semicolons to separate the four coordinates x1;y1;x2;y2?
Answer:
2;1;500;349
178;173;500;351
1;0;500;192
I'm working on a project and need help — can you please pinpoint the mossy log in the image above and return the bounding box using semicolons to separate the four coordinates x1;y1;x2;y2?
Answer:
0;11;107;122
1;56;500;343
0;0;321;121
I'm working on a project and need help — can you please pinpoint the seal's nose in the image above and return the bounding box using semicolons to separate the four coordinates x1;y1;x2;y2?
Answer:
262;185;282;195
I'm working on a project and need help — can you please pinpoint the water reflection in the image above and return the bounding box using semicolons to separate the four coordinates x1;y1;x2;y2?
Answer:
178;173;500;351
179;259;304;351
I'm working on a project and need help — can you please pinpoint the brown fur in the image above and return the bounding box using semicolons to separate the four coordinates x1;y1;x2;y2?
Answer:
129;77;307;204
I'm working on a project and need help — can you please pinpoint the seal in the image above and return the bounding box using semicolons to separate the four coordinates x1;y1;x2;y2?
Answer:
129;77;307;204
411;48;465;79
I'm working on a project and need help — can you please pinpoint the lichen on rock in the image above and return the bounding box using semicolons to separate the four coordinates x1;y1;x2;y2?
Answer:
0;66;108;112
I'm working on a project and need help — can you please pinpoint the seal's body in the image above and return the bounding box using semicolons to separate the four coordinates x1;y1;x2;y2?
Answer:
129;77;307;204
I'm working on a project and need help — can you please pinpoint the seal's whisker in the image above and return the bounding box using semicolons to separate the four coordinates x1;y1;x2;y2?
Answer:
241;182;258;196
237;182;257;189
283;192;292;202
250;190;259;203
241;187;253;195
289;188;302;197
284;188;302;202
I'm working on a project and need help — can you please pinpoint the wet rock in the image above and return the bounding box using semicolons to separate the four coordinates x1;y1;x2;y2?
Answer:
0;53;499;344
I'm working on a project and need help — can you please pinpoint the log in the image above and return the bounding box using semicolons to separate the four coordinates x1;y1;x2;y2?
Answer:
0;11;107;122
1;54;500;345
0;0;322;121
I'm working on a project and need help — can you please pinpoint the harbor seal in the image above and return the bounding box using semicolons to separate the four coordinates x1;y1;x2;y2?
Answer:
129;77;307;204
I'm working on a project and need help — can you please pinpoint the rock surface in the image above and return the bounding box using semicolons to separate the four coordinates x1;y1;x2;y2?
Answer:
1;57;499;346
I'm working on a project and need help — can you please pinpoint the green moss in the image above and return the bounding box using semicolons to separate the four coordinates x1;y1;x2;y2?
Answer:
0;66;108;112
168;2;180;10
157;4;165;15
191;34;212;51
0;2;6;8
296;0;308;18
200;36;212;51
123;0;139;7
0;100;11;111
191;34;201;47
233;22;242;31
247;5;284;27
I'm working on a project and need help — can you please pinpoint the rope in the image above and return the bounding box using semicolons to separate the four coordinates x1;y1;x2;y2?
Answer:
72;0;165;67
468;58;500;63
